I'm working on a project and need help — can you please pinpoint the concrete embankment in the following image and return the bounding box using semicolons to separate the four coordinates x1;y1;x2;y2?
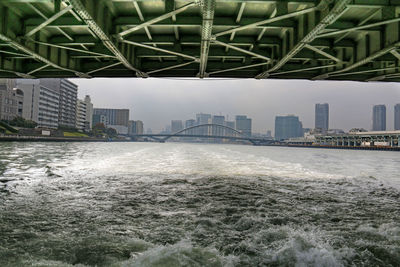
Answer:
0;135;111;142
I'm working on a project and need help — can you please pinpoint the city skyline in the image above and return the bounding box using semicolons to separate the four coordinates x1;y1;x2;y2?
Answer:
74;78;400;133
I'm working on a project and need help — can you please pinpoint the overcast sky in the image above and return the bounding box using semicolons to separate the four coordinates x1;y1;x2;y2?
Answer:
71;78;400;134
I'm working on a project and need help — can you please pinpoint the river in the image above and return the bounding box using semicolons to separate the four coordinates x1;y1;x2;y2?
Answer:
0;142;399;266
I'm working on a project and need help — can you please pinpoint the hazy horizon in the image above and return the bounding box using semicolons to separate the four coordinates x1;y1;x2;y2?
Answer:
72;78;400;134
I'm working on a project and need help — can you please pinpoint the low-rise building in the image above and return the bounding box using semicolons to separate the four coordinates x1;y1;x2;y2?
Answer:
93;108;129;127
128;120;144;135
0;79;23;121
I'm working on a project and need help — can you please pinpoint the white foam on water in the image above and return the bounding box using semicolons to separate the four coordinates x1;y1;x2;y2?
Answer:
125;240;237;267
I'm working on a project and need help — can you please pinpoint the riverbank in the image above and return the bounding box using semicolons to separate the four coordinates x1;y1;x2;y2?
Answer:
283;143;400;151
0;135;129;142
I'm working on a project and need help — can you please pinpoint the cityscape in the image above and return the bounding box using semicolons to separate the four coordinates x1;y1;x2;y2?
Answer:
2;0;400;265
1;78;400;147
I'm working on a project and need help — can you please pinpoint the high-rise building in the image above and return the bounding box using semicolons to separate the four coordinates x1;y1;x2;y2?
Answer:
39;79;78;128
372;105;386;131
395;104;400;130
224;121;236;136
0;79;23;121
16;79;60;129
275;115;303;140
212;115;225;136
59;79;78;128
185;119;196;135
93;108;129;127
76;95;93;132
185;119;196;128
225;121;235;129
315;103;329;132
235;115;252;136
171;120;183;133
196;113;211;135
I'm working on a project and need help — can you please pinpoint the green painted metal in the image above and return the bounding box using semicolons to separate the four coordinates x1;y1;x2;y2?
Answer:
0;0;400;81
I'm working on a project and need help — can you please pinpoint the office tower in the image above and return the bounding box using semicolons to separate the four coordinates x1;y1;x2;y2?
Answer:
315;103;329;132
171;120;183;133
395;104;400;130
196;113;211;135
185;119;196;128
185;119;196;135
76;95;93;132
225;121;235;129
275;115;303;140
372;105;386;131
0;79;23;121
224;121;235;137
93;108;129;127
235;115;252;136
212;115;225;136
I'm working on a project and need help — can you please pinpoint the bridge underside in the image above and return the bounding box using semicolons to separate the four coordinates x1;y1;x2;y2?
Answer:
1;0;400;81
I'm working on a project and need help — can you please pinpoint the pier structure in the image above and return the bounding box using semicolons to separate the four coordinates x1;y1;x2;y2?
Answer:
315;131;400;148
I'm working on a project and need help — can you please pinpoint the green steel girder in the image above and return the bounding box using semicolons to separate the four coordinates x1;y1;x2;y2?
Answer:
0;0;400;80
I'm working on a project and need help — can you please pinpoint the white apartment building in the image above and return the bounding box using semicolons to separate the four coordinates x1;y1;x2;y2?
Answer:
16;79;60;129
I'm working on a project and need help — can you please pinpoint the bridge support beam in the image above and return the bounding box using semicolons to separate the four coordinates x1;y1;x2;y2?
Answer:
256;0;351;79
198;0;216;78
63;0;147;77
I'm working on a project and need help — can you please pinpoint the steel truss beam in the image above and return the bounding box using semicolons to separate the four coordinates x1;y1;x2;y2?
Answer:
0;68;35;78
212;39;270;61
313;41;400;80
0;33;90;77
27;2;74;41
27;64;50;75
147;61;197;74
209;62;269;75
121;39;197;60
334;8;379;44
256;0;350;79
304;44;341;63
117;2;196;38
198;0;216;78
270;64;339;76
87;62;122;74
63;0;147;77
214;4;320;37
26;5;72;37
318;17;400;38
27;39;116;58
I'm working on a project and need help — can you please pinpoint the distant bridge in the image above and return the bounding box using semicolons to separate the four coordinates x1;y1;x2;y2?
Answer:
130;123;273;145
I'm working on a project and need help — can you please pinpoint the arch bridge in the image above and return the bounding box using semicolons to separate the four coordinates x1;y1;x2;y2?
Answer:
130;123;273;145
1;0;400;81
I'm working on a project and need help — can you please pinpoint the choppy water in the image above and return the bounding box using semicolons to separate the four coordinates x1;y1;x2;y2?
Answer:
0;142;400;266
